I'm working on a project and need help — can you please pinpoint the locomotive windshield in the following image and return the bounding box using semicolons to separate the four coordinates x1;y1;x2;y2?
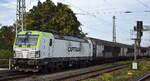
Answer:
16;35;38;45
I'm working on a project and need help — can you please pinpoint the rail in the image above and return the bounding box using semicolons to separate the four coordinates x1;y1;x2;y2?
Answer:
17;63;130;81
138;74;150;81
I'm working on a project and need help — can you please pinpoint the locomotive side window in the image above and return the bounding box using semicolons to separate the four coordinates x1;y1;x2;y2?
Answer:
49;39;52;46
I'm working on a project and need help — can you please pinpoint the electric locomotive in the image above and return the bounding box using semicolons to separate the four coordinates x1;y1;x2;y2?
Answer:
11;31;93;72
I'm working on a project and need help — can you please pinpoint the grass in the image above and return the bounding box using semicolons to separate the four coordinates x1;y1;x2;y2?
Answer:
90;60;133;72
83;60;150;81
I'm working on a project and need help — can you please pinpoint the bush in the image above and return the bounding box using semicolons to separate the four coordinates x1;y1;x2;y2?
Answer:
98;61;150;81
82;79;97;81
99;73;113;81
114;60;132;65
0;49;12;59
138;62;150;71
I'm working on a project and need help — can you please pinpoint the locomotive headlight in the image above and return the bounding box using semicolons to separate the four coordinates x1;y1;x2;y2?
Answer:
35;51;40;58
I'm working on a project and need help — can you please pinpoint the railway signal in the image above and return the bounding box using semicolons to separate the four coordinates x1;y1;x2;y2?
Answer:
132;21;150;70
132;21;143;70
134;21;143;38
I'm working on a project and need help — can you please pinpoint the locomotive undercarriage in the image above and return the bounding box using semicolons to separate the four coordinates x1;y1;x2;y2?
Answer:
10;57;93;72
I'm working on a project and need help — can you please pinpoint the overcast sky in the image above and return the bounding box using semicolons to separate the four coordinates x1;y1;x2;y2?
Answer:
0;0;150;46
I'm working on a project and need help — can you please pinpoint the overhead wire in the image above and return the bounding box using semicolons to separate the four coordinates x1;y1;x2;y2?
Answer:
103;0;114;8
135;0;150;10
22;0;150;44
62;0;113;26
0;0;16;6
100;0;142;41
80;19;112;36
82;25;109;37
63;0;133;42
0;0;9;3
99;0;136;42
64;1;114;39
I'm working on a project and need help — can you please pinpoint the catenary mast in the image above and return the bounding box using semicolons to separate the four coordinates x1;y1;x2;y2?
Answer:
113;16;116;42
16;0;26;34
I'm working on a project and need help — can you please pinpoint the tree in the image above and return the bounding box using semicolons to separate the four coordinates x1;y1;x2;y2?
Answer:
0;26;15;50
25;0;84;37
0;25;15;58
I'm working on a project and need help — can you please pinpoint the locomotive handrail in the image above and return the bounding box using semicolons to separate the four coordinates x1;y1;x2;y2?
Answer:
0;59;9;61
0;64;9;67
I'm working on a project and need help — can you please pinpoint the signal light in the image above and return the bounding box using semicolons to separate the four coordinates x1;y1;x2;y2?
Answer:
137;21;143;37
137;21;143;31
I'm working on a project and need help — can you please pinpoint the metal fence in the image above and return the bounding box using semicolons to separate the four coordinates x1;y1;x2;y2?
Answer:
0;59;9;68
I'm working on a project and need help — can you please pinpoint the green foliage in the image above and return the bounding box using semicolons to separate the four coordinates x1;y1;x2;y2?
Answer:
0;49;12;59
99;73;113;81
0;26;15;50
0;49;11;68
25;0;84;37
99;68;132;81
0;26;15;59
114;60;132;65
138;62;150;71
83;61;150;81
82;79;97;81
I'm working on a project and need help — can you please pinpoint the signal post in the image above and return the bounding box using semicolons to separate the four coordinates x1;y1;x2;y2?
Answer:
132;21;143;70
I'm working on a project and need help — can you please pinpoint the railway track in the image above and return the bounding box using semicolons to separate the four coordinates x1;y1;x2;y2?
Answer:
139;75;150;81
15;63;129;81
0;60;149;81
57;64;128;81
57;60;150;81
140;75;150;81
134;72;150;81
0;71;31;81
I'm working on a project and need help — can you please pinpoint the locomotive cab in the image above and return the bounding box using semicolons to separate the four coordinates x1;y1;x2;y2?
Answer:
14;32;39;58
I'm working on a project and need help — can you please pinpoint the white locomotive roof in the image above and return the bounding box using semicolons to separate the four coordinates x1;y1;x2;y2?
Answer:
37;29;88;42
54;34;87;42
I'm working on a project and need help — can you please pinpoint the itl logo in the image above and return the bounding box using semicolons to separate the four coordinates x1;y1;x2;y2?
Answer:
68;47;81;52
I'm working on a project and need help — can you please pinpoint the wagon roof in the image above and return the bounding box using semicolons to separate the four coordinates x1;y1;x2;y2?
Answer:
89;37;134;48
